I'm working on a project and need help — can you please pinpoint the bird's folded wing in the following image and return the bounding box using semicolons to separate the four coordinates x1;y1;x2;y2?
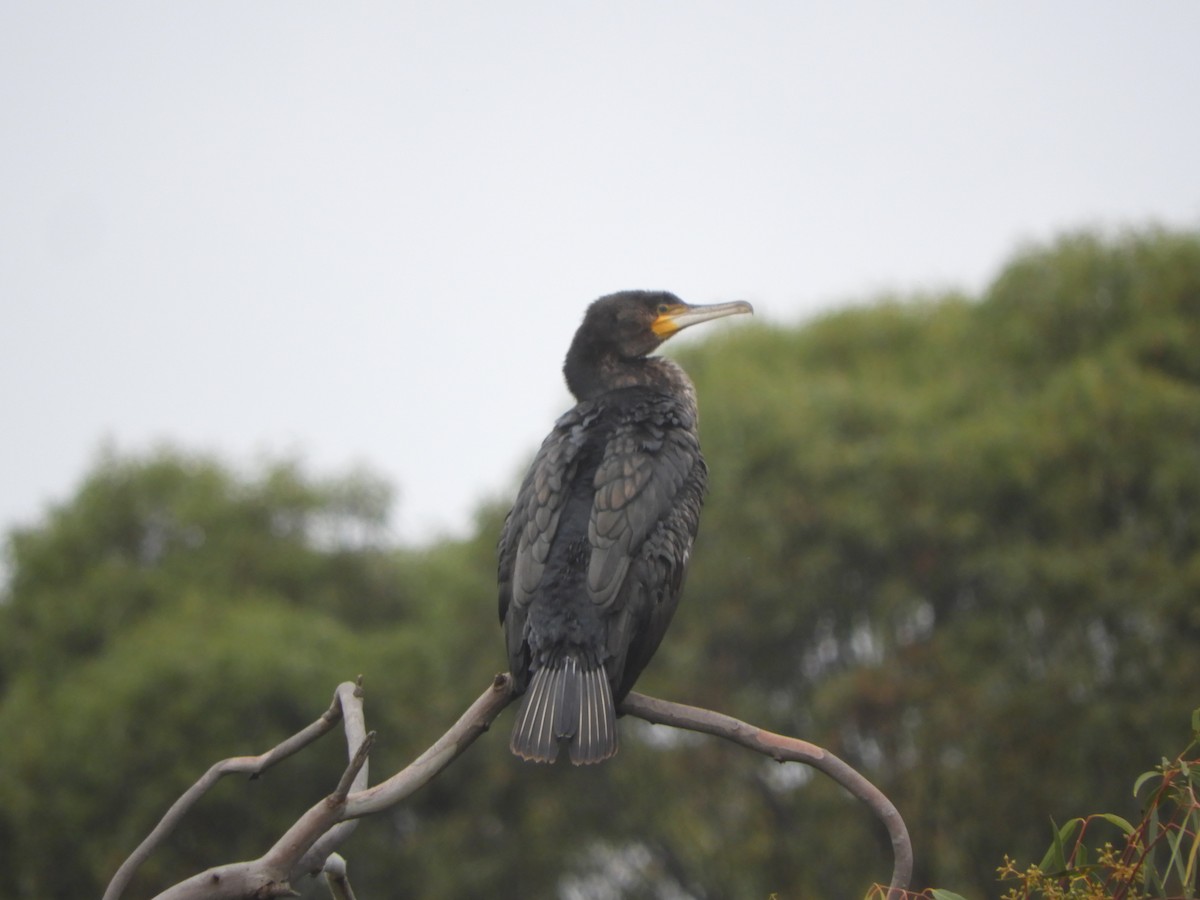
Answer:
585;423;697;609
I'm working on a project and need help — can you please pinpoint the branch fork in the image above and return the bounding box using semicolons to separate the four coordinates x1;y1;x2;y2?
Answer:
106;673;911;899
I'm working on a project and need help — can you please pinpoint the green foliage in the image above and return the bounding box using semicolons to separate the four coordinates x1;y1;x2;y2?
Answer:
2;225;1199;898
997;709;1200;899
664;227;1200;895
0;598;368;896
0;450;471;898
0;450;399;684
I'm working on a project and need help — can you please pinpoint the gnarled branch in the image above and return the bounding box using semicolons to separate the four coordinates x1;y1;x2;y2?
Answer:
107;674;911;899
106;675;516;900
103;678;367;900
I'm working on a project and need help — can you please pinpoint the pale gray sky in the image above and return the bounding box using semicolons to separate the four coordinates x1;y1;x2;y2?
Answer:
2;2;1197;546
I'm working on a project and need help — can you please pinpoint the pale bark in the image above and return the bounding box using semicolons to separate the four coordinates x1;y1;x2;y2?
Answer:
106;674;912;900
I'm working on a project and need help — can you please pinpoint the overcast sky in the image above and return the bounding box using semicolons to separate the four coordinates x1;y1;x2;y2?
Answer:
2;2;1198;549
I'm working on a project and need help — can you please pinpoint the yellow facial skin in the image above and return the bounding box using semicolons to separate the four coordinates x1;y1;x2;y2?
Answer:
651;304;690;338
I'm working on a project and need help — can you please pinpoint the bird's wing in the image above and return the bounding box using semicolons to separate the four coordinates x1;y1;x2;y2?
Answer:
605;466;705;698
585;418;701;610
499;405;596;628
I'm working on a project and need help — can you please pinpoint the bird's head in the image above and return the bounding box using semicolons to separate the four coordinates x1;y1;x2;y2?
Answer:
563;290;753;400
580;290;754;359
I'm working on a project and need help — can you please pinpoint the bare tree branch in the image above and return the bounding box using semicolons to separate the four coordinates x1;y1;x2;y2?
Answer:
619;691;913;899
110;674;912;900
343;672;516;818
103;679;366;900
147;729;382;900
255;732;376;878
122;675;517;900
294;680;370;876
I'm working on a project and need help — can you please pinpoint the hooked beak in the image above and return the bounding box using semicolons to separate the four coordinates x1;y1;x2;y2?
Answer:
651;300;754;338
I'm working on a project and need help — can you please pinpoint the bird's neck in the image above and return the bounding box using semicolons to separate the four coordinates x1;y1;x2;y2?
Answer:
564;345;694;405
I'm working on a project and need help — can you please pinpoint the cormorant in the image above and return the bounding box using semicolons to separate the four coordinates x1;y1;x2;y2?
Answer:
498;290;753;764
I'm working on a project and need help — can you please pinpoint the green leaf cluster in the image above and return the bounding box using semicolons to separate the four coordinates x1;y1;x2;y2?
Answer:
996;708;1200;898
2;226;1199;898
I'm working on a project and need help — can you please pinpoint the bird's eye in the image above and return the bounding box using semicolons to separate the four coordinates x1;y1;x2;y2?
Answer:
656;303;670;314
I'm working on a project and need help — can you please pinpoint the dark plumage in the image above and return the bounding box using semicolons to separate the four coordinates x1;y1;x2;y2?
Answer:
498;290;753;764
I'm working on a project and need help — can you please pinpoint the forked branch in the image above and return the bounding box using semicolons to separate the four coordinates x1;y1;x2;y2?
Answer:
103;679;367;900
107;675;911;899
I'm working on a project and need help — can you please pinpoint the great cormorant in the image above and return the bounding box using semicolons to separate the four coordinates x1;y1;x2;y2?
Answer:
498;290;753;764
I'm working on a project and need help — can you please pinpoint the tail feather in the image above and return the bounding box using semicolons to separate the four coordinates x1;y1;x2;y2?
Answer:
510;657;617;765
512;665;558;763
571;663;615;765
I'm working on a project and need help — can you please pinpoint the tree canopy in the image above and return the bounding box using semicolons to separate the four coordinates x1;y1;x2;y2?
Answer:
3;226;1199;898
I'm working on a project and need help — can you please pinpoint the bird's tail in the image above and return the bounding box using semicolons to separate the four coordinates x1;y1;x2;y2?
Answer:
510;656;617;765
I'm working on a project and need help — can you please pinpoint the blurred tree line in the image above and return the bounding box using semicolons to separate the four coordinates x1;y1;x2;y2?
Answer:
2;226;1198;899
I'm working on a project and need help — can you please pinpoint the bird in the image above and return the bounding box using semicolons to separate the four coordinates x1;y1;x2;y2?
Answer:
498;290;753;764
